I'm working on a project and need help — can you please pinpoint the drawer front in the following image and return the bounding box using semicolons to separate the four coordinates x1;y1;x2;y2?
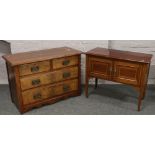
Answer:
19;61;50;76
22;79;78;105
52;79;78;97
114;61;141;85
20;66;78;90
53;56;78;69
22;86;53;105
89;57;113;79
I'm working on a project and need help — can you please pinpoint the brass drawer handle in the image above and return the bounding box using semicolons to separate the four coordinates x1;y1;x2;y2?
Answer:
32;79;41;86
33;93;42;100
62;60;70;66
63;85;70;92
63;72;71;78
31;66;39;72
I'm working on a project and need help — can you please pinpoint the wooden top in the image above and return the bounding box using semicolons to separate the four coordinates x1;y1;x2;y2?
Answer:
3;47;82;66
86;47;153;63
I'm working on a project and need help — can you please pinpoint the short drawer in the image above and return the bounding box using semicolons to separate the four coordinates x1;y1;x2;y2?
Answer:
53;56;78;69
19;61;50;76
22;79;78;105
20;66;78;90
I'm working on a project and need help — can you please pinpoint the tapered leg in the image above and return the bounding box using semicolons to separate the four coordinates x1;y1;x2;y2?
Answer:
141;85;147;100
138;90;143;111
95;78;98;89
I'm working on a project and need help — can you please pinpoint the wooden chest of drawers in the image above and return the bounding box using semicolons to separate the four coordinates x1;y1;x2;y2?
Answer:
3;47;82;113
85;48;153;111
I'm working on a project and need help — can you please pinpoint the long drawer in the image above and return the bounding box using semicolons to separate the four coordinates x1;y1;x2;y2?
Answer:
22;79;78;105
20;66;78;90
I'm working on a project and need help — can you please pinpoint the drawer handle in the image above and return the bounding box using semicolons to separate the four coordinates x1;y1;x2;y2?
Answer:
32;79;41;86
63;72;71;78
31;66;39;72
62;60;70;66
33;93;42;100
63;85;70;92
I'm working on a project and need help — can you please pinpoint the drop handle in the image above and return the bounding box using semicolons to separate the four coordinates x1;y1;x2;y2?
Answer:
63;85;70;92
32;79;41;85
33;93;42;100
62;60;70;66
63;72;71;78
31;66;39;72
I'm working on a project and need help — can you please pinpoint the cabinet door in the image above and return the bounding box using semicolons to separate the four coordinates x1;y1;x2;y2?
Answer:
89;57;113;80
113;61;141;86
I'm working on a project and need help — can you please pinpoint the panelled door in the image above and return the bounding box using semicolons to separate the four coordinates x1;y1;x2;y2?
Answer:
113;61;141;86
89;57;113;80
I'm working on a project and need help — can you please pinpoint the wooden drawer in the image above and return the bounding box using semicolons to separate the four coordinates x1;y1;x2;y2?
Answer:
20;66;78;90
52;79;78;97
22;86;52;105
22;79;78;105
19;61;50;76
53;56;78;69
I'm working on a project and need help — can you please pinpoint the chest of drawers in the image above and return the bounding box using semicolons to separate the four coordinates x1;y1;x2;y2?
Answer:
85;48;153;111
3;47;82;113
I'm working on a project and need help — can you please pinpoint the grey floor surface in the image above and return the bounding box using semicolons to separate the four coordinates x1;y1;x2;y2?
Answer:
0;84;155;115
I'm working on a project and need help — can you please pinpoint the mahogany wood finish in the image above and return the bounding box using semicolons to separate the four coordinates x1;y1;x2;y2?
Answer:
3;47;82;113
85;48;152;111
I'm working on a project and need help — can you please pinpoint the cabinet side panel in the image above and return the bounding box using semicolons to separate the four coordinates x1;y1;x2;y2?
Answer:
78;55;81;95
141;63;150;86
6;63;19;107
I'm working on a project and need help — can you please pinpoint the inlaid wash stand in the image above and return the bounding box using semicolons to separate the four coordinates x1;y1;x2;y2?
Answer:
3;47;82;113
85;48;152;111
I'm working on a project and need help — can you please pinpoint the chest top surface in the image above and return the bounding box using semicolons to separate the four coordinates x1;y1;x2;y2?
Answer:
3;47;82;66
86;47;153;63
